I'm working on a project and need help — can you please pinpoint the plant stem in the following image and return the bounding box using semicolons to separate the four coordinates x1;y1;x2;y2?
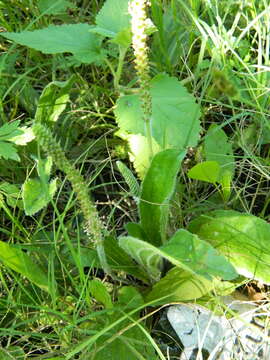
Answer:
114;45;128;91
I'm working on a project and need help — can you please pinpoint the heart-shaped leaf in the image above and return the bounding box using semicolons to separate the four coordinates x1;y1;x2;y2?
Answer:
115;73;201;150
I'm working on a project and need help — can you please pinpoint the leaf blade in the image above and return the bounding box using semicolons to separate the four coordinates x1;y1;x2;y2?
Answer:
0;241;50;292
188;161;221;184
115;73;201;150
188;210;270;284
146;267;213;305
1;24;105;64
139;149;186;246
160;229;237;280
95;0;131;38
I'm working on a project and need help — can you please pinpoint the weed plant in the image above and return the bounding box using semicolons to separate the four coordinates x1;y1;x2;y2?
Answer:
0;0;269;359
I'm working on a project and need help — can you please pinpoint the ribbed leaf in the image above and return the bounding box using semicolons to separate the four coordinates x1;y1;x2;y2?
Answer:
160;229;237;280
189;210;270;284
139;149;186;246
119;230;237;284
119;237;162;282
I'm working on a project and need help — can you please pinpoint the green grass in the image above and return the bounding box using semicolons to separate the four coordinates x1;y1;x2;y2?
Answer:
0;0;270;359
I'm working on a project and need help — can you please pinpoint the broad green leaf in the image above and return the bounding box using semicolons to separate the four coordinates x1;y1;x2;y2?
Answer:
160;229;237;280
95;0;131;39
115;98;144;137
104;236;149;283
88;278;113;309
188;160;221;184
119;230;237;284
0;240;50;292
117;286;144;310
22;178;57;215
0;141;20;161
119;236;162;282
204;124;235;180
22;156;57;216
139;149;186;246
35;77;75;123
0;120;22;139
1;24;105;64
115;73;201;150
125;222;145;240
0;121;23;161
38;0;75;15
111;28;132;47
151;74;200;148
188;210;270;284
146;267;213;305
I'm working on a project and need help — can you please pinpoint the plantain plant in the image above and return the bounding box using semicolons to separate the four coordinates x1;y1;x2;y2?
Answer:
1;1;270;358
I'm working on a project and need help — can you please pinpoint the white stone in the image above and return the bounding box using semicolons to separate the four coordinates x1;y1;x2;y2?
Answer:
167;299;270;360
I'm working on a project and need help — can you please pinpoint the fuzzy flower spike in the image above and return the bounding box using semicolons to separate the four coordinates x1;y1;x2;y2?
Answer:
129;0;153;156
32;122;110;274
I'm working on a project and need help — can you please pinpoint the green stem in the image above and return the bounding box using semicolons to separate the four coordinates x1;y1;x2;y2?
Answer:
114;46;128;91
144;110;153;158
104;58;116;79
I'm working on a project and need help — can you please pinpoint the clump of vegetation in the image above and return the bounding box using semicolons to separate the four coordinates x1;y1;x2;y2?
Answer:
0;0;269;358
